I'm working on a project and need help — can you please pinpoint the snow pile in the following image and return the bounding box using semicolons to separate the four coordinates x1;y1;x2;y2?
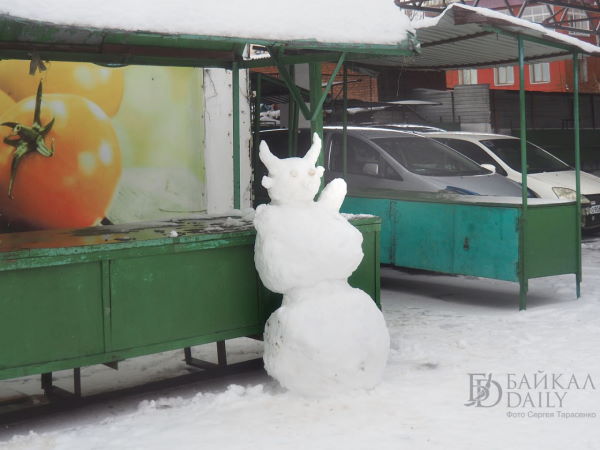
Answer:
0;0;413;46
254;134;389;396
2;235;600;448
263;281;390;395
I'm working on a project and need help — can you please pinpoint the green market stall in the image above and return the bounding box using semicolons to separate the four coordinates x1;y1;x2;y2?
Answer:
0;215;381;384
252;4;600;310
0;11;415;394
342;192;577;300
339;4;600;310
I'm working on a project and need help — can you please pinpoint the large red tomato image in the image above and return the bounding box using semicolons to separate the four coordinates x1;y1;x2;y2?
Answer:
0;88;121;230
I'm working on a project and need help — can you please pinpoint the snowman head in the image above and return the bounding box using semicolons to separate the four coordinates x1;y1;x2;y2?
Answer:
259;133;325;206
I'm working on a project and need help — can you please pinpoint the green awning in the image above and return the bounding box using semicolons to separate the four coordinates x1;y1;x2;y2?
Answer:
0;14;419;68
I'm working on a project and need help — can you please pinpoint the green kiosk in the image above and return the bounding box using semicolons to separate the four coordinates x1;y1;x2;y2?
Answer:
0;11;415;395
339;4;598;310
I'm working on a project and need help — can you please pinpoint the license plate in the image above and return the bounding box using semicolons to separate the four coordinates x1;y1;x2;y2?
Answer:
588;204;600;215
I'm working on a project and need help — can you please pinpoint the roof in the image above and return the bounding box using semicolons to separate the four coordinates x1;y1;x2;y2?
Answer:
1;2;596;71
360;3;600;70
0;0;417;68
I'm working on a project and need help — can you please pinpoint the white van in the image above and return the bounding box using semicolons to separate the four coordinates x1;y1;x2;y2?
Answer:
423;131;600;230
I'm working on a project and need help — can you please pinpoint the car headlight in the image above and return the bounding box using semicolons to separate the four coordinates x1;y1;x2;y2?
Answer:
552;187;590;203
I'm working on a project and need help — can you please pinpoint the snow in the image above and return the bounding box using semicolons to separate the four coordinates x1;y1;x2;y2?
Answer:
254;134;389;395
254;135;364;292
0;0;413;46
413;3;600;55
264;281;389;396
1;233;600;448
254;203;364;292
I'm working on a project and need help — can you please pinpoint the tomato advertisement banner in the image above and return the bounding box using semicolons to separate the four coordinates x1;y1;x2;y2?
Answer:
0;60;205;233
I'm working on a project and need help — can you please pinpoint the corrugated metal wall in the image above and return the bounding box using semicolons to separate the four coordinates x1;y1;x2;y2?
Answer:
492;90;600;132
453;84;491;132
408;85;492;131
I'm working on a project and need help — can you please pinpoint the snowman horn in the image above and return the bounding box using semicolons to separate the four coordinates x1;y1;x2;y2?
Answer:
304;133;322;165
259;140;281;174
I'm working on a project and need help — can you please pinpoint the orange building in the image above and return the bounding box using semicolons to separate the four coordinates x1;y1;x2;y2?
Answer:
445;1;600;93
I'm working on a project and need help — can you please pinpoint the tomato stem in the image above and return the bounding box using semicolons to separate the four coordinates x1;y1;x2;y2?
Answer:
1;80;55;198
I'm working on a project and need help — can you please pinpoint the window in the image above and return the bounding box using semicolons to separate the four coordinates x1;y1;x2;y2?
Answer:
458;69;478;85
521;5;552;23
434;138;508;176
329;134;398;179
567;9;590;34
372;136;489;176
480;139;571;174
529;63;550;83
494;66;514;86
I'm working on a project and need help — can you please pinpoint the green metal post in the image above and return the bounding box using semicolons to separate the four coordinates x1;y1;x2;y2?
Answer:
287;65;299;157
271;49;311;120
309;61;324;167
343;65;348;177
290;98;299;156
517;36;528;311
310;53;346;122
254;73;262;153
232;62;241;210
253;72;262;197
573;52;582;298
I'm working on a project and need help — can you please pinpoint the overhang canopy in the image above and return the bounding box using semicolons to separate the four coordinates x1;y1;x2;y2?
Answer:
0;1;417;68
362;3;600;70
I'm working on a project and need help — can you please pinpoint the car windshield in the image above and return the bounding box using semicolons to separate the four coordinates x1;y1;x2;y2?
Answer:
371;136;489;176
480;139;571;174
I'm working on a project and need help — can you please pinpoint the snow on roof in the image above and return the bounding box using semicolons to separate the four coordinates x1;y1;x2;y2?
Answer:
350;3;600;70
413;3;600;55
0;0;413;46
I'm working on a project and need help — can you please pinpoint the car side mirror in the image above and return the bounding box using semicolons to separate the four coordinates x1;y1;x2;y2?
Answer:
362;162;379;176
480;163;496;174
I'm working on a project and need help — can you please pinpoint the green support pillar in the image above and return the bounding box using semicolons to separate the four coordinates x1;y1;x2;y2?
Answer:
253;72;262;201
232;62;241;210
517;36;528;311
253;73;262;155
342;65;348;178
287;65;299;157
573;53;582;298
309;61;324;167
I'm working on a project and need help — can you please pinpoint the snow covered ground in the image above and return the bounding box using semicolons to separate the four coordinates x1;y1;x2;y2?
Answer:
1;233;599;449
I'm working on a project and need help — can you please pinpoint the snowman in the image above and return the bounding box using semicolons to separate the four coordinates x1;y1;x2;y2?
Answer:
254;133;390;397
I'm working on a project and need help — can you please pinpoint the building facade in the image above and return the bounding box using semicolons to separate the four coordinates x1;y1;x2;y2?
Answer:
445;1;600;93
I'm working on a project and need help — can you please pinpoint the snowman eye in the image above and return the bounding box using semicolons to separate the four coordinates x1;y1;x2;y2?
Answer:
290;170;298;177
308;169;315;176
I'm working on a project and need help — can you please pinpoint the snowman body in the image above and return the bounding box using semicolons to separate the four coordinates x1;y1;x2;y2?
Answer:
254;134;389;396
